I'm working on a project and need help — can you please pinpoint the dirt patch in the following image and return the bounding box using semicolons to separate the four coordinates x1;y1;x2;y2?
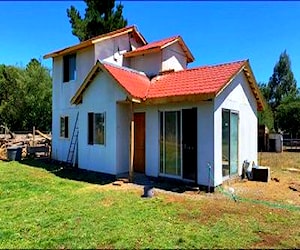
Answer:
252;232;281;248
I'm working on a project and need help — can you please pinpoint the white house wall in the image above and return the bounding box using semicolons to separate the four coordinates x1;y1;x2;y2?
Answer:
129;52;161;77
197;102;215;187
51;46;94;162
116;103;131;174
214;71;258;186
162;42;187;71
77;72;127;174
134;101;215;187
94;34;132;67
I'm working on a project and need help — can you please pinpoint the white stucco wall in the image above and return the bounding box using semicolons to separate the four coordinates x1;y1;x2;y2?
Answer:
77;72;127;174
116;103;131;174
213;71;258;186
162;42;187;71
129;52;161;77
94;34;132;67
197;102;215;187
51;47;94;162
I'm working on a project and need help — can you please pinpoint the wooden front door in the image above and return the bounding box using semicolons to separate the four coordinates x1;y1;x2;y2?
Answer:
133;112;145;173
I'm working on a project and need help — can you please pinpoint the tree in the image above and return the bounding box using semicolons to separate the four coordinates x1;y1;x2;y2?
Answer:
0;59;52;131
268;50;297;111
276;95;300;137
67;0;128;42
257;82;274;130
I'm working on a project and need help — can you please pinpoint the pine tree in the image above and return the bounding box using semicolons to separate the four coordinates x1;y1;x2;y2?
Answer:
67;0;128;42
268;50;297;111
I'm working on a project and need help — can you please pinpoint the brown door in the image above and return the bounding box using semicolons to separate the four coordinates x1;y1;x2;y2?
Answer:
133;112;145;173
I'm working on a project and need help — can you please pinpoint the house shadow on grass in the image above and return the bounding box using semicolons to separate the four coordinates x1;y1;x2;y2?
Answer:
118;172;202;194
20;158;203;194
20;158;116;186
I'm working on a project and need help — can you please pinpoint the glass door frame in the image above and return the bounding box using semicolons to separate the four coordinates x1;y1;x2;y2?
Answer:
222;108;239;179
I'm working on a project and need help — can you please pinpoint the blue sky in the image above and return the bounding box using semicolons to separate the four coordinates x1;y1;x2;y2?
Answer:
0;1;300;86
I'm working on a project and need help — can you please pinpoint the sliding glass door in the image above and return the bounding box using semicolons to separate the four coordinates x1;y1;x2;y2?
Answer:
222;109;239;178
160;109;198;181
160;111;181;176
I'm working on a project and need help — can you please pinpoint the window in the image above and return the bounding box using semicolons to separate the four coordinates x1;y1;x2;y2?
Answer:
63;54;76;82
88;112;105;145
222;109;239;178
60;116;69;138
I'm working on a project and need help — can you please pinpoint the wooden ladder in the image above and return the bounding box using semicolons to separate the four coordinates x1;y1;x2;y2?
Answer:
66;112;79;167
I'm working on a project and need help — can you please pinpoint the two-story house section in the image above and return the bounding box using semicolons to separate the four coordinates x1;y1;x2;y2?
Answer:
44;26;146;164
44;26;264;190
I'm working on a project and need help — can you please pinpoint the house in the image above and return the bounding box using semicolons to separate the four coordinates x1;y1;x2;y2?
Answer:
44;25;265;189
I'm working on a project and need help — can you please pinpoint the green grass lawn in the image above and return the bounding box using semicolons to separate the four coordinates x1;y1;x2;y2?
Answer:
0;158;299;249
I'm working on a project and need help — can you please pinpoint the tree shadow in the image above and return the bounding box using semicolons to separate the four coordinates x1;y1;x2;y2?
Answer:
20;158;116;185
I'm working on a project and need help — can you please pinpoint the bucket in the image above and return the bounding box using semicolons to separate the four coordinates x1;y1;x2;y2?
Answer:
142;185;154;198
7;147;22;161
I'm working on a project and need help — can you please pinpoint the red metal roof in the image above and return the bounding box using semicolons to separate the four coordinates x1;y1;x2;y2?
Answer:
124;35;194;63
102;63;150;99
100;60;246;99
127;36;179;54
72;60;264;110
147;60;246;98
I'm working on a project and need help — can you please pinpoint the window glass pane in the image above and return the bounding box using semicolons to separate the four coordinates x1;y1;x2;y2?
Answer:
63;54;76;82
230;112;238;175
163;111;181;176
94;113;105;145
160;112;164;173
60;117;65;137
222;109;230;177
69;54;76;81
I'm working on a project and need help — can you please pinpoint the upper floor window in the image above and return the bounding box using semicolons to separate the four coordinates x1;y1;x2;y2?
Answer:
63;54;76;82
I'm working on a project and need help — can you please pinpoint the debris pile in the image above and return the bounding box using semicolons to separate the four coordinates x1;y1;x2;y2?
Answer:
0;126;51;160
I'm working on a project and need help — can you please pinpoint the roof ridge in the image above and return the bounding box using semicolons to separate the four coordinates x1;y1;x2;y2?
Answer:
144;35;180;45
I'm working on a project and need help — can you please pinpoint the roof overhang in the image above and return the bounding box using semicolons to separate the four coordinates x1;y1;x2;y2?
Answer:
44;26;147;59
144;93;215;105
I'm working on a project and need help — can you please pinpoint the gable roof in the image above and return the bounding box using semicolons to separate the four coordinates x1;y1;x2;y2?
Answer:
71;60;265;111
71;61;150;104
123;36;195;63
43;26;147;59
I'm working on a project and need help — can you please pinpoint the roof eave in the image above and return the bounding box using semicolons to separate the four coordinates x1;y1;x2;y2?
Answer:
144;93;215;105
123;47;161;58
44;26;147;59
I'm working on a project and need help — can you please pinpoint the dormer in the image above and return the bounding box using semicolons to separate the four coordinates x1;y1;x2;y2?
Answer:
123;36;194;78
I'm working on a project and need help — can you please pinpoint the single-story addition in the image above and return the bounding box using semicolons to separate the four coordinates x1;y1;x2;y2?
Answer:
43;26;265;190
70;59;264;189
